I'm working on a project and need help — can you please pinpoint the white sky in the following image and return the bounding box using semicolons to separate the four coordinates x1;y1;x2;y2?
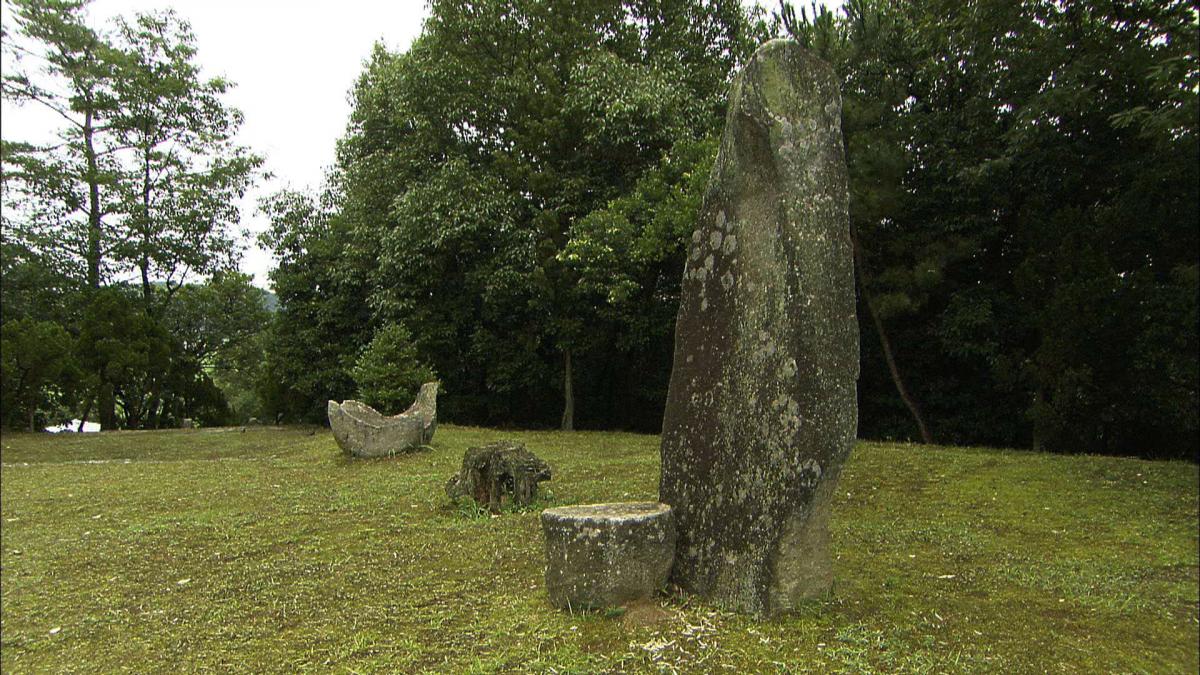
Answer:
2;1;839;290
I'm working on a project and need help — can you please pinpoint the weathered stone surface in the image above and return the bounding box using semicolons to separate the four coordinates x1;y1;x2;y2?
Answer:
327;382;438;458
658;39;858;615
445;440;551;511
541;502;675;610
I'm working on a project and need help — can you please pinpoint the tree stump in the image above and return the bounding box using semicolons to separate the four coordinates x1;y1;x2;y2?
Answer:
541;502;675;610
445;440;551;512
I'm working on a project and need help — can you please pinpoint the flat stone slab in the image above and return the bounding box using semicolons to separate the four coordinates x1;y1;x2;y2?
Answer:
541;502;675;610
327;382;438;458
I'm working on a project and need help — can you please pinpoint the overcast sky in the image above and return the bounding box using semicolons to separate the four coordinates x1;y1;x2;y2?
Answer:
2;1;836;290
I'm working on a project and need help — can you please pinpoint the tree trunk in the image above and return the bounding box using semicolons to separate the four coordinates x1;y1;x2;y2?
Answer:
29;409;36;433
1031;388;1044;451
851;229;933;445
561;348;574;431
148;395;161;429
445;440;551;512
125;392;143;430
144;370;162;429
98;381;117;431
83;107;102;290
140;145;154;309
140;258;152;306
78;396;93;432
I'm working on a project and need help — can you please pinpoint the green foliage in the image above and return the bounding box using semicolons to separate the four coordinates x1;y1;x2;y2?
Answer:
76;286;168;428
2;0;1195;458
564;135;718;311
560;135;719;419
163;272;269;365
1;0;121;289
351;324;437;413
211;330;268;424
1;0;261;294
0;240;82;326
0;318;76;430
780;0;1199;457
161;272;271;423
257;189;369;423
107;10;262;307
75;286;156;427
309;0;765;429
1;0;264;431
72;285;231;429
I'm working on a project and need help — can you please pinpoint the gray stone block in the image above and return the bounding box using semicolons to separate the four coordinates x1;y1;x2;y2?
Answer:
541;502;675;610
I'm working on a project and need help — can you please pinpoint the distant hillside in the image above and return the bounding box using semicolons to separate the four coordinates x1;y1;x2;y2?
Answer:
141;279;278;313
260;289;278;313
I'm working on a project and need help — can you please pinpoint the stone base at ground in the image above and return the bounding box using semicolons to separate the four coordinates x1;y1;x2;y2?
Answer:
445;440;551;511
327;382;438;458
541;502;675;610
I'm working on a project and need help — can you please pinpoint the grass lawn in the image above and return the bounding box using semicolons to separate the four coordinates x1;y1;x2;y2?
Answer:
1;425;1196;673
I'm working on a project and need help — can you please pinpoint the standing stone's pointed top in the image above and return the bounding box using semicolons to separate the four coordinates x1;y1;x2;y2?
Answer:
658;39;858;615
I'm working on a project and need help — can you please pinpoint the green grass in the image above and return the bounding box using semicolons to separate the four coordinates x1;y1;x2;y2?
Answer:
1;426;1196;673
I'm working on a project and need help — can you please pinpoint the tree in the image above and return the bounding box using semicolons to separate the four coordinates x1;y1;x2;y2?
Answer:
779;0;938;444
162;272;269;366
2;1;261;295
902;0;1197;456
210;328;267;424
560;134;719;429
257;189;371;423
72;284;234;429
74;285;160;428
351;323;438;413
2;0;123;290
780;0;1198;457
157;271;268;424
3;0;263;430
0;318;76;430
0;239;82;326
109;10;261;312
332;0;767;430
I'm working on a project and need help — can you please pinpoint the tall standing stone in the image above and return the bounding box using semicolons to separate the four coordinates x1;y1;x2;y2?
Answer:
658;39;858;615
